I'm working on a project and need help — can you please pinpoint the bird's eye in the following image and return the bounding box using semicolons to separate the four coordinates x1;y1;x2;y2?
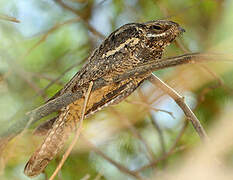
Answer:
151;25;163;30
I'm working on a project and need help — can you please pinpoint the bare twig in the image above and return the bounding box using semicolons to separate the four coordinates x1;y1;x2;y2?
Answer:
173;30;224;141
175;35;227;99
159;109;233;180
137;88;166;155
150;115;166;154
24;18;81;57
80;174;91;180
49;81;93;180
110;107;156;162
27;53;207;123
28;49;72;90
148;74;208;140
134;121;188;172
196;63;230;102
93;171;102;180
55;0;105;39
126;100;175;119
81;136;145;180
0;53;215;140
0;14;20;23
116;53;218;82
199;64;224;86
37;57;86;99
0;52;47;98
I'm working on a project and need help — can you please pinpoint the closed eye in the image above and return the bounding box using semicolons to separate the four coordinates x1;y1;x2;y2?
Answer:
151;25;163;30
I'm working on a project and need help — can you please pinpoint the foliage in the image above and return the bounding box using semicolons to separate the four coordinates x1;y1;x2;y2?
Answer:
0;0;233;180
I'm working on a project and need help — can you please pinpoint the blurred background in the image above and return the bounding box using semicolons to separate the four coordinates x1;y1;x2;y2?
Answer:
0;0;233;180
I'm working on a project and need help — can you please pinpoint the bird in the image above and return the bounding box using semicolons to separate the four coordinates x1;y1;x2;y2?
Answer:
24;20;185;177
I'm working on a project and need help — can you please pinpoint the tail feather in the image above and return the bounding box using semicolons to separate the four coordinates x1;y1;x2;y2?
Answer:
24;108;76;177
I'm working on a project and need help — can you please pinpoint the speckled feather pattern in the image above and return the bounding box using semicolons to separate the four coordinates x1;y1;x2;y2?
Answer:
24;20;185;177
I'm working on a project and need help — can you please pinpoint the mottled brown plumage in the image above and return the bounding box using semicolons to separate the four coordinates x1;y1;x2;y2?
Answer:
24;20;185;177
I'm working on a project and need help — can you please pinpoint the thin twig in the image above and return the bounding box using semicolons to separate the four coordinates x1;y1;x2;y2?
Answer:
0;53;215;140
126;100;175;119
55;0;105;39
24;18;81;57
93;171;102;180
150;115;166;154
81;135;145;180
37;58;86;99
0;51;47;99
1;52;221;150
49;81;93;180
29;53;221;119
199;64;224;86
173;35;221;140
197;63;230;102
26;53;205;123
175;35;227;98
80;174;91;180
0;14;20;23
137;88;166;155
110;107;156;162
113;53;215;83
148;74;208;140
134;121;188;173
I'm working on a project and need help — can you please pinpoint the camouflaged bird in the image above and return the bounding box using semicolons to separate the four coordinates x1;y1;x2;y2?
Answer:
24;20;185;177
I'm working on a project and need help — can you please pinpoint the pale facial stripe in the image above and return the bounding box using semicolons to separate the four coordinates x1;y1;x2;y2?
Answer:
102;38;140;58
146;32;167;38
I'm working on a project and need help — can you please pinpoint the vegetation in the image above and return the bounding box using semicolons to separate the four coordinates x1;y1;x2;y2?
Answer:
0;0;233;179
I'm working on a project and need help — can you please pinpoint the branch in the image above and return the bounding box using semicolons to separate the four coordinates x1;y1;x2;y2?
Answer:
81;135;145;180
126;100;175;119
0;53;214;141
36;57;86;99
148;74;208;140
28;53;207;121
109;107;156;162
0;13;20;23
136;88;166;155
150;115;166;154
55;0;105;39
24;18;81;57
134;121;188;172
